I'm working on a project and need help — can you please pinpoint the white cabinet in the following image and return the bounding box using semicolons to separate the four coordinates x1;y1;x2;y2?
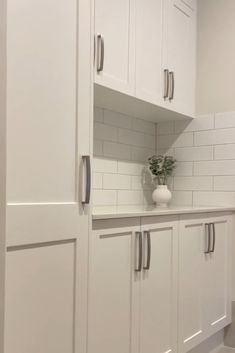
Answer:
88;218;140;353
135;0;167;107
94;0;197;119
90;211;233;353
178;213;232;353
140;217;178;353
203;215;232;335
94;0;135;94
4;0;92;352
166;0;196;116
89;216;179;353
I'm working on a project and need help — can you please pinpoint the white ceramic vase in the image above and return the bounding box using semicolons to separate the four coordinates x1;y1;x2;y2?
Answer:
152;185;172;208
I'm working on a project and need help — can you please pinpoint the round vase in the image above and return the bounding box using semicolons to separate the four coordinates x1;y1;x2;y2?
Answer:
152;185;172;208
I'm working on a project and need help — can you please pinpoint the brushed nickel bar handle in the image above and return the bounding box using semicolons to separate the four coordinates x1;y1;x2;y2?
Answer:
163;69;170;99
169;71;175;101
81;155;91;204
210;223;216;253
143;231;151;270
135;232;142;272
97;34;104;72
204;223;211;254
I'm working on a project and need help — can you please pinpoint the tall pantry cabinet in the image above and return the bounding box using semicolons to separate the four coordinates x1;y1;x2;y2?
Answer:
0;0;93;352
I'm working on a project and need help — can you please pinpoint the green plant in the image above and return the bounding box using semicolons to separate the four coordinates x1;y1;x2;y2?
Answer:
148;155;176;185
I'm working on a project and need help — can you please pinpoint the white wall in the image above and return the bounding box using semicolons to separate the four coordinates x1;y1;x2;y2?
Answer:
197;0;235;114
0;0;6;348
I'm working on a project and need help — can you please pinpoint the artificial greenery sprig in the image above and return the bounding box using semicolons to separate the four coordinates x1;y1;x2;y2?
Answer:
148;155;176;185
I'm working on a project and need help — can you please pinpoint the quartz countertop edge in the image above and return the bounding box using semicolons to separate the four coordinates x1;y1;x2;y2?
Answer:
92;205;235;220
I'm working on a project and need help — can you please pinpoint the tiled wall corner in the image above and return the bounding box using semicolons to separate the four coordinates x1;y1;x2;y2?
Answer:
157;112;235;207
93;107;155;207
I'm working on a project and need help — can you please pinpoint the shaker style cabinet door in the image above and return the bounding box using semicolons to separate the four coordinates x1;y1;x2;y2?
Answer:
165;0;196;117
94;0;135;95
4;0;92;352
203;215;232;336
88;220;140;353
140;218;178;353
135;0;167;107
178;216;206;353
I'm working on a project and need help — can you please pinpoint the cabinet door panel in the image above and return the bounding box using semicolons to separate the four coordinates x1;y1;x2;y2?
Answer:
5;241;75;353
136;0;167;106
167;0;196;117
140;222;178;353
178;220;205;353
204;217;232;334
88;227;139;353
95;0;135;94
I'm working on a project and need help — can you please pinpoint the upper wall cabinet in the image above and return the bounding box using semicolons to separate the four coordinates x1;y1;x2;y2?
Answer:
94;0;197;121
135;0;167;108
94;0;135;95
166;0;196;117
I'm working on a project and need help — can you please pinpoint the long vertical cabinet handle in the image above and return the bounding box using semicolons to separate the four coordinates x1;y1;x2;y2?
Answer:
169;71;175;101
210;223;216;253
163;69;169;98
97;34;104;72
135;232;142;272
81;155;91;204
204;223;211;254
143;231;151;270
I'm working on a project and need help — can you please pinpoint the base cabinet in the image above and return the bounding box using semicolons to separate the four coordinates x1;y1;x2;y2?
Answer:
178;213;232;353
89;217;178;353
90;212;233;353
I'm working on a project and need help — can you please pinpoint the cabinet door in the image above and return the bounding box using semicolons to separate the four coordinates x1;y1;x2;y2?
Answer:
135;0;167;107
94;0;135;94
140;218;178;353
178;216;206;353
166;0;196;117
88;220;140;353
5;0;92;352
204;215;232;335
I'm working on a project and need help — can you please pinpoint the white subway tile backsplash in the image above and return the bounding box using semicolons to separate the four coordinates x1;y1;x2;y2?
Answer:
214;144;235;160
93;173;103;189
93;109;235;208
193;192;235;207
194;160;235;176
157;121;174;135
118;190;143;205
93;158;118;173
94;107;103;123
118;161;144;176
174;146;213;161
93;140;103;157
131;176;153;190
103;109;132;129
174;114;214;133
103;141;131;160
118;128;155;149
171;191;193;206
215;112;235;129
93;189;117;206
174;176;213;191
174;162;193;176
103;174;131;190
157;132;194;149
214;176;235;191
93;109;156;208
131;146;155;163
132;118;155;135
194;128;235;146
94;122;118;142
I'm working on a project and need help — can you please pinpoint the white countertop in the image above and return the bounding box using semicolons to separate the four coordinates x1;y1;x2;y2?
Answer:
92;205;235;220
